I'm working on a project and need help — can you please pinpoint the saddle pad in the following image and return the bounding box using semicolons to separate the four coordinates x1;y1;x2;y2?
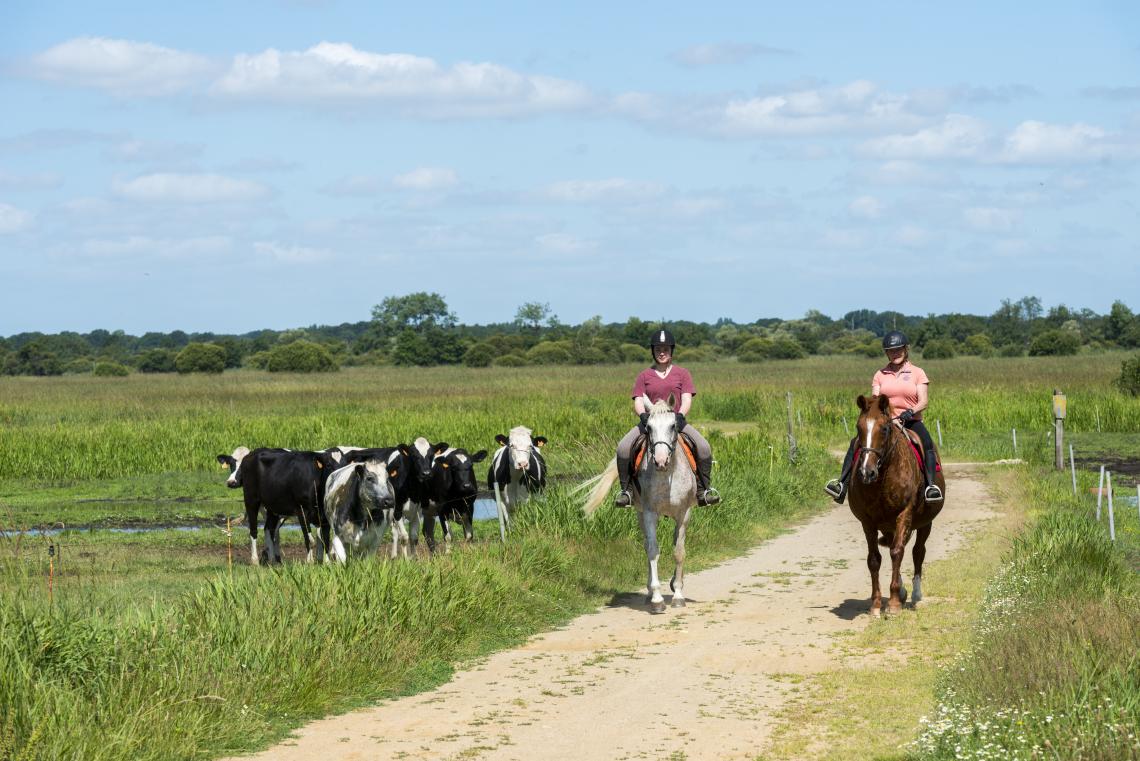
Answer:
854;440;940;472
631;433;698;478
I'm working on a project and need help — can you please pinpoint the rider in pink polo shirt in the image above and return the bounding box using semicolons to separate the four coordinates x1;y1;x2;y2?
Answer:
614;328;720;507
824;331;944;504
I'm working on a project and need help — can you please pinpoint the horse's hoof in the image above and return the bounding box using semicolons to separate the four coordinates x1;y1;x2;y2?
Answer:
671;597;686;608
650;601;667;615
870;607;881;618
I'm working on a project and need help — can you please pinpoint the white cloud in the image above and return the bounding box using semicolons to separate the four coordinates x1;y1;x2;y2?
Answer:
321;175;385;196
108;139;204;164
80;235;231;258
998;120;1122;164
964;207;1019;233
544;178;667;202
0;203;33;233
113;173;269;203
392;167;459;191
253;241;333;262
849;195;883;219
859;114;990;159
862;160;955;186
704;80;927;138
0;171;62;190
29;37;215;96
669;42;792;67
211;42;594;117
895;225;930;247
535;232;595;254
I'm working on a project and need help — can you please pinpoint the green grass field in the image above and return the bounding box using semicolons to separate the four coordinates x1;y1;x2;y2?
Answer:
1;353;1138;760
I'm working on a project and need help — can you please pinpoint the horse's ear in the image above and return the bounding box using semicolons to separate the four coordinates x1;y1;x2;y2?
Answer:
856;395;868;412
667;392;676;409
877;394;890;413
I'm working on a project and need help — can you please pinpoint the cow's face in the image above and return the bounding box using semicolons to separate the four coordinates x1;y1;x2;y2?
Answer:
355;462;395;516
439;449;487;497
216;446;250;488
497;426;547;472
384;445;412;491
411;438;448;484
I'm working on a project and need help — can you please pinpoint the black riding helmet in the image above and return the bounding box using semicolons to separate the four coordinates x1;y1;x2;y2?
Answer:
648;328;676;352
881;330;909;350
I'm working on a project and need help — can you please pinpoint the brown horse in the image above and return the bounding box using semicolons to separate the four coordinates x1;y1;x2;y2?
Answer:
847;394;946;616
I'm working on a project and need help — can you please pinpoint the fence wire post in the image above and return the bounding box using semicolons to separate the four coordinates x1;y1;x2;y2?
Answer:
785;391;797;463
1011;428;1017;457
1069;444;1077;496
1107;471;1116;541
1097;465;1105;520
936;419;943;448
842;416;849;437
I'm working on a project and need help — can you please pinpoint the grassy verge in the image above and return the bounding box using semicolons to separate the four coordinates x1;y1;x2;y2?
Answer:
0;431;833;761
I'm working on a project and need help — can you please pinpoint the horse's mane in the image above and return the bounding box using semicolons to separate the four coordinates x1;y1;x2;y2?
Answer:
647;399;672;416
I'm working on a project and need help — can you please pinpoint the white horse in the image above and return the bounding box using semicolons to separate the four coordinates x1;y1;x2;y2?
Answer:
582;395;696;614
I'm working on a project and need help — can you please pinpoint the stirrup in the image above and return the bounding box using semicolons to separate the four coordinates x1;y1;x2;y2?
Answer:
924;485;943;504
824;479;846;503
613;490;633;508
697;487;721;506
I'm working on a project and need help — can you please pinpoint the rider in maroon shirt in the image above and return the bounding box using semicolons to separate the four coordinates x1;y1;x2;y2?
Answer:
614;328;720;507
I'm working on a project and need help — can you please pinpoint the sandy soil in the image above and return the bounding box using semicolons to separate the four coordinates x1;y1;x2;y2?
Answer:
223;463;997;761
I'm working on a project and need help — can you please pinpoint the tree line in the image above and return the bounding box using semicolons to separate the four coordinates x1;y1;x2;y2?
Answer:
3;294;1140;377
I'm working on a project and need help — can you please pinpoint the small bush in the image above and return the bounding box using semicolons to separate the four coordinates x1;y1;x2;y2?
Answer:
92;361;130;377
175;343;227;374
463;342;495;368
264;340;338;373
922;338;957;359
1117;354;1140;396
618;343;646;363
963;333;995;358
1029;329;1081;356
525;341;574;365
769;337;807;360
737;338;774;362
997;343;1024;357
135;348;177;373
492;353;528;367
62;358;94;374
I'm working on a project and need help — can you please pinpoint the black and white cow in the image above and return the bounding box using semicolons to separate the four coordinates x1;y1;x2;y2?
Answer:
402;438;450;555
216;447;337;565
323;459;395;563
422;447;488;553
340;445;414;558
488;426;548;519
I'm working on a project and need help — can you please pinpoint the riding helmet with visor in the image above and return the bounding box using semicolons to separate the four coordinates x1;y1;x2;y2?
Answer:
648;329;676;360
881;331;909;351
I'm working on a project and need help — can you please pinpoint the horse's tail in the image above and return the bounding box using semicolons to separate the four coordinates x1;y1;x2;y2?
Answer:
579;458;619;518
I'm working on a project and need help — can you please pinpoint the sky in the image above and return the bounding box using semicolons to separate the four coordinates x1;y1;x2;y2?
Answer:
1;1;1138;334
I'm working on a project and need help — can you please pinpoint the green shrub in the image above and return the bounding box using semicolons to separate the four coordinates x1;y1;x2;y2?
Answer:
1029;329;1081;356
997;343;1024;357
526;341;574;365
463;342;496;368
92;361;130;377
963;333;995;358
618;343;646;363
492;353;528;367
135;348;177;373
264;340;338;373
769;337;807;360
62;358;94;374
174;343;226;374
922;338;957;359
737;337;774;362
1117;354;1140;396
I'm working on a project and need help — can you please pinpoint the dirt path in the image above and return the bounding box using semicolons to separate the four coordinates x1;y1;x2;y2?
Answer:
225;463;997;761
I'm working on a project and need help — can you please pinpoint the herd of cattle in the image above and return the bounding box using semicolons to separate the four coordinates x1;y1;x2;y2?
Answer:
216;426;548;564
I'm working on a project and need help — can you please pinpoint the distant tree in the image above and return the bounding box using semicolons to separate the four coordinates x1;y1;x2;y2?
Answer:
3;342;62;376
391;329;435;367
1028;330;1081;356
371;292;456;338
175;343;226;374
264;340;338;372
526;341;574;365
922;339;957;359
737;338;774;362
213;337;245;368
1104;301;1135;343
963;334;996;358
769;336;808;359
514;302;555;332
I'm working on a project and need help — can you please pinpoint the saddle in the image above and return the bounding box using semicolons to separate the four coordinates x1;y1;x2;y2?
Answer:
629;432;698;486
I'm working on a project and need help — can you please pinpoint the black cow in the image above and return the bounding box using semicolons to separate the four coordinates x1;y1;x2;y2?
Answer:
488;427;548;521
216;447;337;565
399;438;450;555
422;447;488;553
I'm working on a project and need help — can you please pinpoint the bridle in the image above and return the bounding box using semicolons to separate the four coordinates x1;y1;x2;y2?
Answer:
860;415;901;475
647;413;676;464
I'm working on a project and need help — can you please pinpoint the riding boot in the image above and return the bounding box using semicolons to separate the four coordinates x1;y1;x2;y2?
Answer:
696;457;720;506
613;455;633;507
923;449;943;504
824;442;856;504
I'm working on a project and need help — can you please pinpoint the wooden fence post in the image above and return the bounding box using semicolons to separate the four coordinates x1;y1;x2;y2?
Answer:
785;391;797;463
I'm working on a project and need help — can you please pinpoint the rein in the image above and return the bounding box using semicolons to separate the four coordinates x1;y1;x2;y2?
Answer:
861;417;902;471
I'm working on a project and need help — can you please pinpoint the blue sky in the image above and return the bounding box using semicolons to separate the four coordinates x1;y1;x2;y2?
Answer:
1;1;1138;334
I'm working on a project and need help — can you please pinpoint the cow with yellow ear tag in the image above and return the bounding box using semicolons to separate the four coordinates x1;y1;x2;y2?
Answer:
422;446;488;554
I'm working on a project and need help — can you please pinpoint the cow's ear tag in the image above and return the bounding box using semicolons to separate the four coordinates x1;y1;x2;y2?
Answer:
389;469;398;478
220;463;228;469
442;463;449;469
316;461;323;469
